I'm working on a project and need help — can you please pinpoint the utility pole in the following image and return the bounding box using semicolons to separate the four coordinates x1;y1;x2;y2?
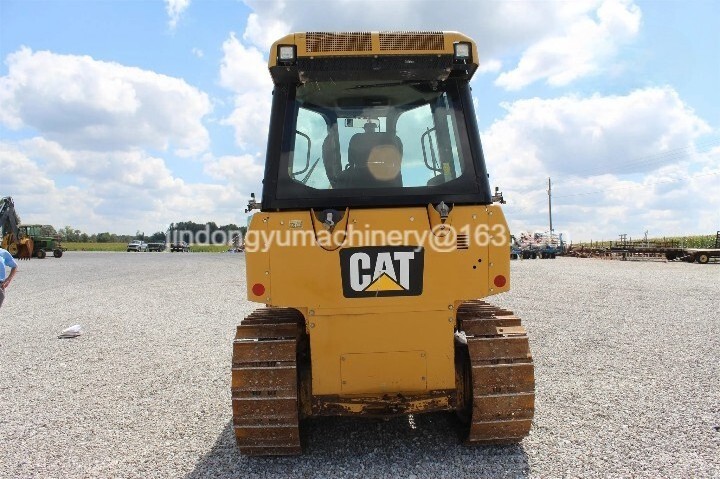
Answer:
547;177;553;233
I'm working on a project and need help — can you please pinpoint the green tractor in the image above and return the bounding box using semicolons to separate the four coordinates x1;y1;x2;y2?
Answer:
20;225;65;258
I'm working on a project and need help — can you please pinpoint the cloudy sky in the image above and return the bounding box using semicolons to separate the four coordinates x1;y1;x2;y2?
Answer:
1;0;718;241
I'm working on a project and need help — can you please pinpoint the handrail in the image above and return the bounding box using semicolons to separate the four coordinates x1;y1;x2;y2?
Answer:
420;127;441;173
291;130;312;176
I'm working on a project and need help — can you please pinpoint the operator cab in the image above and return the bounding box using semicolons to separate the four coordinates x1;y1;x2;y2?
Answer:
260;32;492;211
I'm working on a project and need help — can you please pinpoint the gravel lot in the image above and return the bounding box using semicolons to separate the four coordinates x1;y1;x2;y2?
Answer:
0;252;718;478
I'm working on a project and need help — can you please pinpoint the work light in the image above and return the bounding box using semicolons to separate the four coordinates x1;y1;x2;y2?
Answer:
277;45;297;65
453;42;471;60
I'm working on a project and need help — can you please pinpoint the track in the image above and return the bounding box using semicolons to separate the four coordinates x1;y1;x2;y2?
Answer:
231;307;305;456
232;302;533;454
457;300;535;444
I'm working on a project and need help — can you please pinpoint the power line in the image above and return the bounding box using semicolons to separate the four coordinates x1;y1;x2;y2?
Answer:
550;135;720;184
517;169;720;208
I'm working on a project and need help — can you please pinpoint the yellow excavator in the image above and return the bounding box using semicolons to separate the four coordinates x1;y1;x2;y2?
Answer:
232;31;534;455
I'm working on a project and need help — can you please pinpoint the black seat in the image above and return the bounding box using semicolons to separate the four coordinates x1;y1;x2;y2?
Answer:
337;131;403;188
427;173;445;186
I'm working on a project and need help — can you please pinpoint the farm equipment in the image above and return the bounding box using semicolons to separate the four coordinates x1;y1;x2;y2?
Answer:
680;230;720;264
232;31;534;455
515;231;564;259
510;235;522;260
568;232;720;263
20;224;64;258
0;196;34;259
0;198;64;259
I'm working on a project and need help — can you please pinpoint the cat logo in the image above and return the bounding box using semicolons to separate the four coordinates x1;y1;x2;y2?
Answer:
340;247;424;297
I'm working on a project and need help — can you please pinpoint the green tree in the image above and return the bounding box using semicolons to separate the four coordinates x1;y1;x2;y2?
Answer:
149;231;166;242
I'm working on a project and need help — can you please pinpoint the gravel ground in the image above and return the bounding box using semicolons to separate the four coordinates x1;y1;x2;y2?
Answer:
0;252;718;478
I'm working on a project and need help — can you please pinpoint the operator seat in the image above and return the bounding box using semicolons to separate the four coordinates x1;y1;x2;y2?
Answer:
337;123;403;188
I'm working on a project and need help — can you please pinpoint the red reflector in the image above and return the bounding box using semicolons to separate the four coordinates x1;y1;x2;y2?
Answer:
252;283;266;296
494;275;507;288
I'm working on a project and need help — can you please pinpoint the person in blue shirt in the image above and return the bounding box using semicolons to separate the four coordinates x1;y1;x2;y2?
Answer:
0;247;18;308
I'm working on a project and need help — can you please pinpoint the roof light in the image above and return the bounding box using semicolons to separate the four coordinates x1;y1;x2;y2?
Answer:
277;45;296;65
453;42;471;60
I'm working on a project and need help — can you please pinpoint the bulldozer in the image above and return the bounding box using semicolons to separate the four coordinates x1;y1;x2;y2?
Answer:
232;31;534;455
0;196;34;259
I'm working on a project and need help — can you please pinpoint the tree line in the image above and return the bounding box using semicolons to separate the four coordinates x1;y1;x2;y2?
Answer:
51;222;248;244
169;221;247;244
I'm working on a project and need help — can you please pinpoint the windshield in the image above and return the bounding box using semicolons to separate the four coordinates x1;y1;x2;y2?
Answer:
275;80;483;200
289;80;468;190
264;79;491;209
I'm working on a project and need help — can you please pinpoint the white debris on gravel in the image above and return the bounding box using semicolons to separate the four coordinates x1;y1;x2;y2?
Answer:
0;252;718;478
58;324;82;339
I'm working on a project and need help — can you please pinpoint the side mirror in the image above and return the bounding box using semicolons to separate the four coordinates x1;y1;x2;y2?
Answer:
492;186;506;204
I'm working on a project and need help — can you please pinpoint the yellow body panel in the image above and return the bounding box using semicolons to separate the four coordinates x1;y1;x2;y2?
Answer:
341;351;427;394
268;31;479;67
310;310;454;395
245;205;510;397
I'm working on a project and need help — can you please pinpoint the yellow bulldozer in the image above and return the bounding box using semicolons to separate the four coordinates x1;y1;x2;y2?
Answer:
232;31;534;455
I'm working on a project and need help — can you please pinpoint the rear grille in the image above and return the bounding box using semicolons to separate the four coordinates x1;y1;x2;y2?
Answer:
306;32;372;53
457;234;469;250
379;31;445;51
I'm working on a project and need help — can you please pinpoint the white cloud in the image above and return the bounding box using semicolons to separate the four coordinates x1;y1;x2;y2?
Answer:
191;47;204;58
241;0;566;54
478;59;503;74
241;0;640;86
481;87;716;239
0;140;255;234
0;47;211;156
243;13;291;52
484;87;709;180
219;33;273;150
219;33;271;93
0;142;56;194
496;0;641;89
19;137;76;172
0;142;100;231
9;138;180;190
203;153;264;186
0;45;261;235
165;0;190;30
